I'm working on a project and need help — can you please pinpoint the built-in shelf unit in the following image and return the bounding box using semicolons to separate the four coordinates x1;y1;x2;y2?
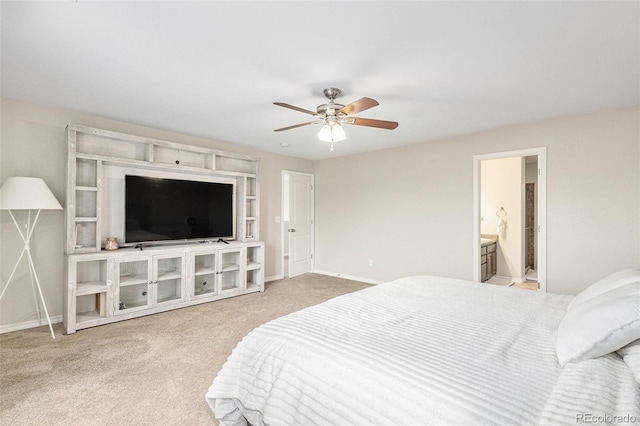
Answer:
63;125;263;334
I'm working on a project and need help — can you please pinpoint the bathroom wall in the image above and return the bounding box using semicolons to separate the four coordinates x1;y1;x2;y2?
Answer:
480;157;525;280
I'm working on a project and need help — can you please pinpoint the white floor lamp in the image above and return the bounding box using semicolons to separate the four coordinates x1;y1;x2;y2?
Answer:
0;177;63;339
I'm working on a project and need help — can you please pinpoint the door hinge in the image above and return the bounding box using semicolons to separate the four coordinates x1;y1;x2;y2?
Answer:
311;184;313;190
538;168;541;176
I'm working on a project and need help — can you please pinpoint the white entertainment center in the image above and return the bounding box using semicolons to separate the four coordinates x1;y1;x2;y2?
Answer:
63;125;263;334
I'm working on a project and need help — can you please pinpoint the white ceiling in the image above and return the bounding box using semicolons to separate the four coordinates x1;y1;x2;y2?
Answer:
2;1;638;160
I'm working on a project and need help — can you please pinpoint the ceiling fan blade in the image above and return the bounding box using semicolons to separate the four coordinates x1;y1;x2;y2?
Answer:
274;121;320;132
350;117;399;130
337;97;379;116
274;102;318;116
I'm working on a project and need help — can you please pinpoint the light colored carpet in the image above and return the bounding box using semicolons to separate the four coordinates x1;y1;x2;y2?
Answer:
484;276;515;286
512;281;538;291
0;273;370;425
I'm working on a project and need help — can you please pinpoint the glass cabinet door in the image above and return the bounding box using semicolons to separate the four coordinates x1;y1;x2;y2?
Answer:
193;252;217;298
116;258;150;314
153;255;184;306
219;248;244;293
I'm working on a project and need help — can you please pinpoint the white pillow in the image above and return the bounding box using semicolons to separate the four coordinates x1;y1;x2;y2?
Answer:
617;339;640;384
567;268;640;311
556;281;640;366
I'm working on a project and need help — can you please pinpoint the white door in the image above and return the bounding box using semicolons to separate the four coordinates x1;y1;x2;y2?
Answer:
288;172;314;278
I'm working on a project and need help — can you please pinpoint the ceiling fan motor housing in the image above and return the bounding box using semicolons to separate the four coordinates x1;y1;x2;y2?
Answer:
316;103;345;115
317;87;345;115
323;87;342;100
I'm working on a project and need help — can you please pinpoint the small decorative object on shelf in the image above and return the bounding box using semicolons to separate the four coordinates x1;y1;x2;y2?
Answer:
105;237;119;251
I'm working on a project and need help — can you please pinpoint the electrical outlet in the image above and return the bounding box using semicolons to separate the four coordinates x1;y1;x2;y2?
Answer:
368;259;374;267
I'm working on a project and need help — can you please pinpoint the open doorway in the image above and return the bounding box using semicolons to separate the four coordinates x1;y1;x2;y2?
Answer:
281;171;315;278
473;148;546;292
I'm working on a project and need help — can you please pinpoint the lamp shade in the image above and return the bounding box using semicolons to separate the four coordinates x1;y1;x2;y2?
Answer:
0;177;62;210
332;123;346;141
317;124;332;142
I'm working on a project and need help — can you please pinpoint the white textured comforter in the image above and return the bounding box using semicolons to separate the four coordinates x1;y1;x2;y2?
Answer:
206;276;640;425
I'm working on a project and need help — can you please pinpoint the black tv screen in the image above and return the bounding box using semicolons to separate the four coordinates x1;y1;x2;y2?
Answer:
125;175;234;244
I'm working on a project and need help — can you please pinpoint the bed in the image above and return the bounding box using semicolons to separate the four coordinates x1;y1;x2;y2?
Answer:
206;273;640;425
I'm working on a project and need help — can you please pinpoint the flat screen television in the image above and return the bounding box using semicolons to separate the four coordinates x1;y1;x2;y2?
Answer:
124;175;235;245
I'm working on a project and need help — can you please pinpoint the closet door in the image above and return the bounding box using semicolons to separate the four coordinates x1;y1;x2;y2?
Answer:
287;172;314;278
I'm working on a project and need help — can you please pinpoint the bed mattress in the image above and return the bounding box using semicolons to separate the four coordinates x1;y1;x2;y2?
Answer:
206;275;640;425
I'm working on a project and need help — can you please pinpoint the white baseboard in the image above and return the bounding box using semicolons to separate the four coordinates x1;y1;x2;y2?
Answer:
0;315;62;335
313;269;383;285
265;274;284;282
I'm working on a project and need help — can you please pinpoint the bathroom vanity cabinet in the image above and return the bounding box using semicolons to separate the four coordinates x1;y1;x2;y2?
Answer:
481;241;497;282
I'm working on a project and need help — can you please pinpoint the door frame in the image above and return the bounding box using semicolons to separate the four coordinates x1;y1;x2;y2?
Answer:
280;170;315;279
472;147;547;292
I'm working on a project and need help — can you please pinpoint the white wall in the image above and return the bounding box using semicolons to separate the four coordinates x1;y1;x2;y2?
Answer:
0;97;313;330
481;157;524;279
314;107;640;295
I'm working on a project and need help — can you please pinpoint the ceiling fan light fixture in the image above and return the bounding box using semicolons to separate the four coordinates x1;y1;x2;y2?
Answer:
317;122;346;143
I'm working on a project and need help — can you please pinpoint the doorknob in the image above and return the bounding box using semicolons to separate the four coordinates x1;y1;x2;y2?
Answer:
288;229;296;232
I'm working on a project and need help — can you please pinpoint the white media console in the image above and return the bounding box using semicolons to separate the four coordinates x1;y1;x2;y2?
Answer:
63;125;263;334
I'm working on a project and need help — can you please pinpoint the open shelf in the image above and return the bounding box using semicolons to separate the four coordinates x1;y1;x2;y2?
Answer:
76;310;102;323
76;157;98;187
75;189;97;218
74;221;98;251
152;145;214;169
75;217;98;222
76;281;107;296
246;245;262;269
77;131;149;162
76;293;107;322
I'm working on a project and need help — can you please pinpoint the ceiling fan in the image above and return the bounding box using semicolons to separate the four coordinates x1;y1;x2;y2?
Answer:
274;88;398;151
